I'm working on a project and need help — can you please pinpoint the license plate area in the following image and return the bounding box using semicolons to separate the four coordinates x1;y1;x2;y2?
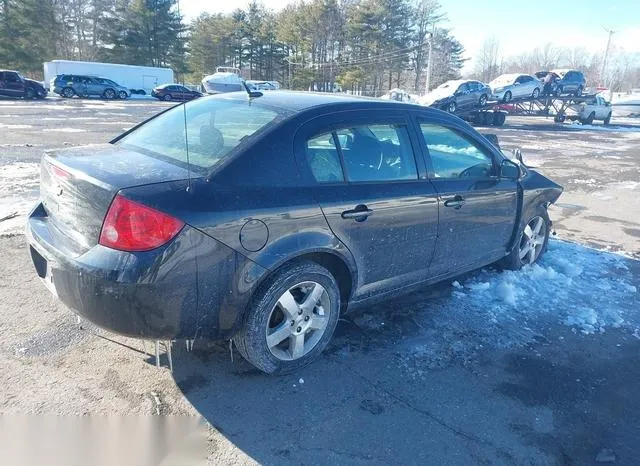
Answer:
30;245;57;296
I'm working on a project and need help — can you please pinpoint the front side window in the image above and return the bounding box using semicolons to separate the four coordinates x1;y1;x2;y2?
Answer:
6;72;19;83
118;97;283;170
420;123;494;179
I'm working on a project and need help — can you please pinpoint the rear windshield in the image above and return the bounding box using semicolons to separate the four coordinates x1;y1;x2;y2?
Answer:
117;96;283;171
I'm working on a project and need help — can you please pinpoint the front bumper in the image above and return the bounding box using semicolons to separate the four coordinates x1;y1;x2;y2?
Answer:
26;203;200;339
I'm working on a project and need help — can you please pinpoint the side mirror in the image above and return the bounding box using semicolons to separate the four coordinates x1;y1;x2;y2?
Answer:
500;159;521;179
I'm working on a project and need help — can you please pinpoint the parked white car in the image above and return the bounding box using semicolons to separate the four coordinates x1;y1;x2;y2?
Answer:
490;74;541;102
577;95;613;125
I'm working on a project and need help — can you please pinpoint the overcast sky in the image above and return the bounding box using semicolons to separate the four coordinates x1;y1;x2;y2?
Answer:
179;0;640;71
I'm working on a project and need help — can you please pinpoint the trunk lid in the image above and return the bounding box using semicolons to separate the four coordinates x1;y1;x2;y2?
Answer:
41;143;196;251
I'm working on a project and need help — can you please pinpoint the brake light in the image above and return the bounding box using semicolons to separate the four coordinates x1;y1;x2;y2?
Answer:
99;195;184;252
51;164;71;180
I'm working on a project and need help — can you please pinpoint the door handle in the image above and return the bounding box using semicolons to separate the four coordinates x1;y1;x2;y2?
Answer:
341;205;373;222
444;195;465;209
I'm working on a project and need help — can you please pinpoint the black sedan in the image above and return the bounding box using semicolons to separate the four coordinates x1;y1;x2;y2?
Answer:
26;92;562;374
151;83;202;101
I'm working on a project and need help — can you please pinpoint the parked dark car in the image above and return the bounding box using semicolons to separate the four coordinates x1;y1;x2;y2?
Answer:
151;83;202;101
421;79;492;112
26;92;562;374
0;70;47;99
52;74;130;99
551;69;586;96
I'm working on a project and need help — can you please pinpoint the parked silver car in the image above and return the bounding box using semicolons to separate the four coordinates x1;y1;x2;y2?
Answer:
53;74;130;99
490;74;541;102
421;79;492;113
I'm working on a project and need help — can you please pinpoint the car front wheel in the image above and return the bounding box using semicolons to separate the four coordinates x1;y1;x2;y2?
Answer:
118;91;128;99
501;211;550;270
163;94;172;101
503;91;512;103
61;87;75;98
532;88;540;99
447;100;457;113
235;261;341;375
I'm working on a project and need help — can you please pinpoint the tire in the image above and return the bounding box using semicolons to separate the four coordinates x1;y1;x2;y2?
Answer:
117;91;128;99
503;91;512;103
604;113;612;125
500;209;551;270
581;112;595;125
493;111;506;126
555;86;563;96
103;88;116;99
479;94;488;107
25;88;35;99
234;261;341;375
554;114;566;123
447;100;456;113
61;87;75;98
163;94;172;101
532;88;540;99
575;85;583;97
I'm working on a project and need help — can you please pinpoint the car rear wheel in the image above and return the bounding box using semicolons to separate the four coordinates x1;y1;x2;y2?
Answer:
478;94;487;106
503;91;512;103
61;87;75;98
103;89;116;99
118;91;128;99
500;210;550;270
532;88;540;99
604;113;612;125
25;88;35;99
447;101;457;113
234;261;341;375
163;94;172;101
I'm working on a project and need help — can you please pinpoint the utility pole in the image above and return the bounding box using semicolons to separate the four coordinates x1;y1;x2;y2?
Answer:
424;29;434;95
601;27;615;87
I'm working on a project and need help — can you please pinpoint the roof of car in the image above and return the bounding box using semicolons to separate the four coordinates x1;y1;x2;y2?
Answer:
212;90;411;112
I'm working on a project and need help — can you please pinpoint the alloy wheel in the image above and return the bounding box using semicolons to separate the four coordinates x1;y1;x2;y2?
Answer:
266;281;331;361
518;216;546;264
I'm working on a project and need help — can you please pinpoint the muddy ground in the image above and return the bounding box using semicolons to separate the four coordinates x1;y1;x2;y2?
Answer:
0;97;639;465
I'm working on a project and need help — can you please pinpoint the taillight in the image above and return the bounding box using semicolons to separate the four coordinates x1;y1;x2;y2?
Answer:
51;164;71;180
99;195;184;252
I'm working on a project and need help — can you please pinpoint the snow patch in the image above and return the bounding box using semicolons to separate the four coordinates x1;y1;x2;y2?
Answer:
42;128;87;133
0;162;40;235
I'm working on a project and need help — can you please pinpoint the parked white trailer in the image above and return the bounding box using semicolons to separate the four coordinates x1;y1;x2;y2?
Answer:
43;60;174;95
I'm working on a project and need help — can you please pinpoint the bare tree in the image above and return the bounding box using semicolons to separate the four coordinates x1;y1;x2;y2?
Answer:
474;36;502;82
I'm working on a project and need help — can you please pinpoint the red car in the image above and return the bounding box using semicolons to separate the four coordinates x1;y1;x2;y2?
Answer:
151;84;202;102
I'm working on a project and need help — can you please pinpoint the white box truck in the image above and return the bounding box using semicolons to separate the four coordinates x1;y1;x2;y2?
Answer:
43;60;174;95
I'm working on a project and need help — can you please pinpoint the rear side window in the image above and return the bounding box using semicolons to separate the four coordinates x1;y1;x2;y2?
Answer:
420;123;494;179
305;124;418;183
306;133;344;183
118;97;282;170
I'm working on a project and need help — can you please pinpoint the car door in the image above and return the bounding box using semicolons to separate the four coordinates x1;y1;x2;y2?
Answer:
3;71;25;96
513;75;527;97
453;83;468;109
563;72;577;92
84;77;103;96
295;111;439;299
595;96;609;119
416;117;518;275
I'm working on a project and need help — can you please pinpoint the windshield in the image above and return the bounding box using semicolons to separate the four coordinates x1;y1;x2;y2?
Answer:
117;96;283;170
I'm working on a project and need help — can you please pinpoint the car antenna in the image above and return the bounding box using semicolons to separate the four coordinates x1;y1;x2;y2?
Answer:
182;102;192;192
242;81;263;99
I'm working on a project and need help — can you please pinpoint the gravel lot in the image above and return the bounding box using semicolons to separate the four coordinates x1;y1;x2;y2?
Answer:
1;96;639;465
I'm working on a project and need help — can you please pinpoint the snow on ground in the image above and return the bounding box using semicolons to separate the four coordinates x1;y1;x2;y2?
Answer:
349;239;639;376
42;128;87;133
449;240;637;335
0;162;39;235
566;122;640;132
